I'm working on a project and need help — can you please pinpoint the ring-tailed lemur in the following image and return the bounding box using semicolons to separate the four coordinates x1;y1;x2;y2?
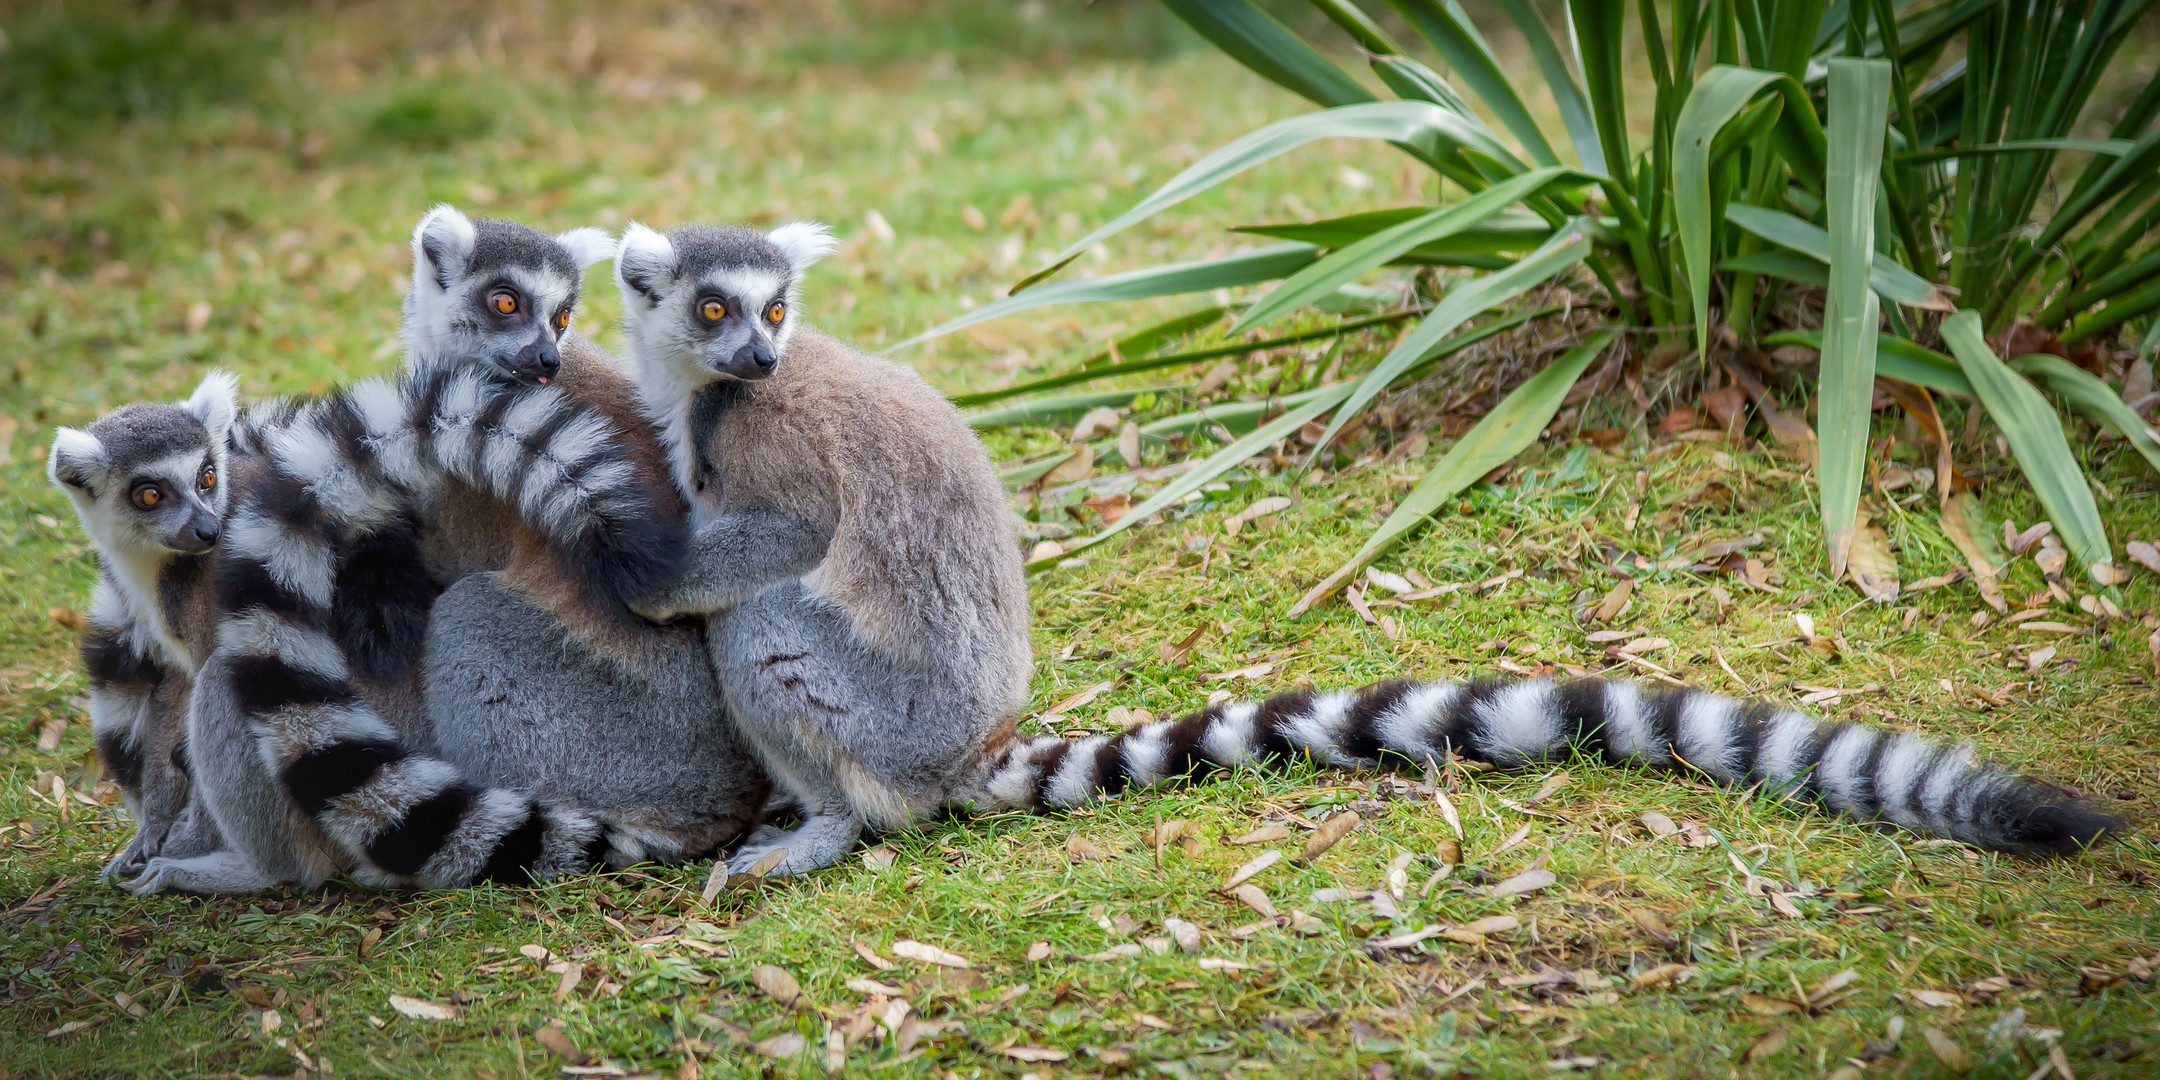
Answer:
48;373;240;878
125;210;766;894
617;221;2119;873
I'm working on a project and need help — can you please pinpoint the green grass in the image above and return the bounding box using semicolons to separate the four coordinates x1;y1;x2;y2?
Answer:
3;2;2157;1077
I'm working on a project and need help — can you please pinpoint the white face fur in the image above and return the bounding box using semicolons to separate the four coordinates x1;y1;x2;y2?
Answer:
400;204;614;385
613;221;837;386
49;371;238;563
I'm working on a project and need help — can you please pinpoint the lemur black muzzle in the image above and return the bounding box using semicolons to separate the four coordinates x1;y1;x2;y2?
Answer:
168;510;221;554
714;338;777;381
502;328;562;385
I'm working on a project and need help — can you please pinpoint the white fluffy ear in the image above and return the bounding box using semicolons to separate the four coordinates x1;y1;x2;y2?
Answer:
555;226;615;271
411;204;477;291
767;221;839;274
48;427;106;493
613;222;678;308
184;369;239;445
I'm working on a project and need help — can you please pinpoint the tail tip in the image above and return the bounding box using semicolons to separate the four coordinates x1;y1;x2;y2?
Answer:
2000;796;2123;856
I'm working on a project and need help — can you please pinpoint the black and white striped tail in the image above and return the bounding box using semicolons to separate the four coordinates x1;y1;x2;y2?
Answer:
976;678;2120;856
208;373;687;886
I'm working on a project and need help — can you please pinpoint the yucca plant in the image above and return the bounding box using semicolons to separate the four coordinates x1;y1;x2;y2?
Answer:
905;0;2160;606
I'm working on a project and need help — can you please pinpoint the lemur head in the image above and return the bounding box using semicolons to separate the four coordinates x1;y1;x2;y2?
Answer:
49;371;238;560
613;222;837;383
401;204;614;385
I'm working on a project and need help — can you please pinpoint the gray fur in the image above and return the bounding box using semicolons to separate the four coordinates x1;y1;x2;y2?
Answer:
615;222;1029;877
425;574;767;864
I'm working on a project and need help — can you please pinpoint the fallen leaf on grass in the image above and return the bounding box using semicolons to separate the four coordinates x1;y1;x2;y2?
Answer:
1197;957;1258;972
1742;993;1803;1016
1846;515;1900;603
1204;662;1276;682
2127;540;2160;574
751;965;801;1005
1907;989;1963;1008
755;1032;808;1060
1488;868;1555;898
1628;908;1678;948
1632;964;1690;988
846;978;906;997
2006;521;2053;555
1744;1028;1789;1063
48;607;85;632
1160;626;1207;666
1809;970;1858;1003
1434;788;1463;839
1164;917;1202;954
1941;493;2009;612
1079;944;1144;961
1300;812;1359;861
1490;823;1534;856
1922;1027;1973;1073
387;994;454;1021
1224;496;1293;537
1072;406;1121;442
1617;636;1672;655
853;942;896;970
1222;850;1281;891
1460;915;1520;935
1042;681;1113;719
1229;823;1290;845
534;1025;583;1060
1231;884;1276;919
1640;812;1679;838
1524;771;1570;804
1025;941;1052;962
1592;579;1634;623
1065;834;1107;861
45;1019;97;1038
999;1046;1068;1063
892;940;971;968
1040;445;1094;488
1367;925;1446;949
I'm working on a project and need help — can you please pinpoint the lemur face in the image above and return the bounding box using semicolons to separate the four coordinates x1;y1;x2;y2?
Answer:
615;221;836;383
50;372;237;558
403;205;613;385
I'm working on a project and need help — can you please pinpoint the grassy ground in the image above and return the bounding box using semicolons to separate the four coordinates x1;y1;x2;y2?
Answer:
3;2;2157;1077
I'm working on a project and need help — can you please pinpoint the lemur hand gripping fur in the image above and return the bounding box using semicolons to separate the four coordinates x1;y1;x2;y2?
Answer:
616;222;2118;876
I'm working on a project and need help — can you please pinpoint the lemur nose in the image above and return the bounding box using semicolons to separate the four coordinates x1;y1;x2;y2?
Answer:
192;522;221;545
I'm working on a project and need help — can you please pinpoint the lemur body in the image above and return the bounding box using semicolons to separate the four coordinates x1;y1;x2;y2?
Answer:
117;209;765;894
49;374;240;878
618;222;2118;870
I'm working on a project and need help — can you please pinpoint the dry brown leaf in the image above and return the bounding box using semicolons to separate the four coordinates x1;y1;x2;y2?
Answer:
1878;378;1955;504
1846;514;1900;603
891;940;971;969
1743;1028;1789;1063
1767;890;1803;918
49;606;85;633
1592;579;1635;623
1229;823;1290;845
999;1046;1068;1063
1197;957;1257;972
756;1032;808;1060
1039;444;1094;488
752;964;801;1005
853;942;896;970
1632;964;1690;988
1117;422;1142;469
1300;812;1360;861
1490;823;1534;855
1725;362;1817;464
1143;819;1195;850
1908;989;1963;1008
1459;915;1519;935
1083;492;1134;525
2007;520;2054;555
534;1025;584;1061
1628;908;1677;948
1065;834;1107;861
553;963;582;1000
1742;993;1802;1016
1922;1027;1973;1073
1435;837;1462;866
1617;636;1672;655
387;994;453;1021
1024;940;1052;963
1639;811;1679;838
1072;406;1121;443
35;719;64;751
1042;680;1113;719
1941;493;2009;612
1488;868;1556;898
1160;625;1207;666
2127;540;2160;574
1079;944;1144;961
1222;850;1281;891
1164;917;1202;954
1434;788;1464;839
1809;969;1858;1002
1231;883;1276;919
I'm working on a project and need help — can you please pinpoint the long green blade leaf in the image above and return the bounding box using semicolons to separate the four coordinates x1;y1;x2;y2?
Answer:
1160;0;1374;108
954;309;1415;407
1940;311;2116;582
1289;329;1616;614
1309;218;1595;454
1016;102;1512;292
2010;353;2160;478
895;244;1318;351
1229;167;1579;335
1231;208;1554;257
1724;204;1951;309
1819;58;1893;578
967;387;1187;430
1760;329;1975;398
1674;66;1791;355
1490;0;1605;174
1381;0;1562;167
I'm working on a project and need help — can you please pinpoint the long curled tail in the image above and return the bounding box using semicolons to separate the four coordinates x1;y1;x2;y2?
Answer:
206;374;685;886
975;677;2120;856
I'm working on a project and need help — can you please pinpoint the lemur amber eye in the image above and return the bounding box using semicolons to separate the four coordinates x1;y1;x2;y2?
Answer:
490;289;519;316
131;483;162;510
700;298;726;323
765;301;786;324
554;309;570;331
198;466;216;491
